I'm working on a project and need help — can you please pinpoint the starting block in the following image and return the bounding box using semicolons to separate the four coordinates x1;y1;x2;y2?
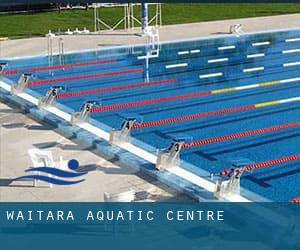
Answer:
214;158;254;199
109;114;143;145
71;101;99;124
38;86;65;108
156;134;192;170
0;62;7;74
11;73;32;95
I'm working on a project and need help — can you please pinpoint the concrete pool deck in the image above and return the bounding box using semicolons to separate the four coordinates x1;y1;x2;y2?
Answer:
0;13;299;58
0;14;299;201
0;101;191;201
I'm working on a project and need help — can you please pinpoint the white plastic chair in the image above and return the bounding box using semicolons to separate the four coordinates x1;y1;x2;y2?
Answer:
28;148;56;188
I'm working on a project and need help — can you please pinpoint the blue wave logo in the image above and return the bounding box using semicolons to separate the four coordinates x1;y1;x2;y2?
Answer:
13;159;86;185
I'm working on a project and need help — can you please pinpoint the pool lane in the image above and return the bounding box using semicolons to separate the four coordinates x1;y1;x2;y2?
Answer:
87;68;300;128
49;52;300;113
5;29;300;89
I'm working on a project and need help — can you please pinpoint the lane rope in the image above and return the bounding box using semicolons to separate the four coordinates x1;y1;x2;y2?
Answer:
241;154;300;172
57;78;177;98
131;96;300;129
3;59;118;75
90;77;300;113
182;121;300;148
28;68;143;86
291;197;300;203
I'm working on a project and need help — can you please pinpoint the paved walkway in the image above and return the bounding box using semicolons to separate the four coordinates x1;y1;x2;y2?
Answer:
1;14;299;58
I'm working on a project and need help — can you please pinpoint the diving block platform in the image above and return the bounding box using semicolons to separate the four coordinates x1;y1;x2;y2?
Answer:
71;101;100;124
38;86;65;108
156;135;192;170
11;73;32;95
109;114;143;145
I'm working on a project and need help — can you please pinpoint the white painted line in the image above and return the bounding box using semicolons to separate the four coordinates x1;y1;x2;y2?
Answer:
280;96;300;104
243;67;264;73
235;84;260;90
177;51;189;55
190;49;200;54
252;41;270;46
166;63;188;69
285;38;300;43
199;72;223;79
208;58;228;63
283;61;300;67
137;54;159;60
218;45;235;50
282;49;300;54
247;53;265;58
280;77;300;83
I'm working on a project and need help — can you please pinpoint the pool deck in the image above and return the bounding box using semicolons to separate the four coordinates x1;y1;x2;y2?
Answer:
0;14;299;202
0;101;191;201
1;13;299;58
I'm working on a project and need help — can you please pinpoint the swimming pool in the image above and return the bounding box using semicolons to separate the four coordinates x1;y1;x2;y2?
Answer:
1;28;300;202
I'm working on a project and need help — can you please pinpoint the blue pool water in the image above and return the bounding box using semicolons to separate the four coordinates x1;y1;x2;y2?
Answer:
2;28;300;201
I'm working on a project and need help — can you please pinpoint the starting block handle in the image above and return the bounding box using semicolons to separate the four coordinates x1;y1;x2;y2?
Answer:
11;73;32;95
156;139;185;170
0;62;8;74
71;100;99;124
38;86;64;108
109;117;138;145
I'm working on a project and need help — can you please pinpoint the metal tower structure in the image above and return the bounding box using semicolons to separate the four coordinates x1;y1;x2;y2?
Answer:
93;3;162;32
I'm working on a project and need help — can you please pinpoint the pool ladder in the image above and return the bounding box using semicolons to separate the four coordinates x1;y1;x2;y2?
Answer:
58;38;65;69
47;36;53;75
47;36;65;75
144;27;160;82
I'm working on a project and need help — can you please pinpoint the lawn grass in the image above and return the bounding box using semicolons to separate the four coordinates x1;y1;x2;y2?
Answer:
0;3;299;39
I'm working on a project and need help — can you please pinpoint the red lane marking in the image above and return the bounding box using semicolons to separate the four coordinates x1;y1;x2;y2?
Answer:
91;90;213;113
28;68;143;86
291;197;300;203
243;154;300;172
131;105;255;129
3;59;118;75
183;121;300;148
57;78;177;99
